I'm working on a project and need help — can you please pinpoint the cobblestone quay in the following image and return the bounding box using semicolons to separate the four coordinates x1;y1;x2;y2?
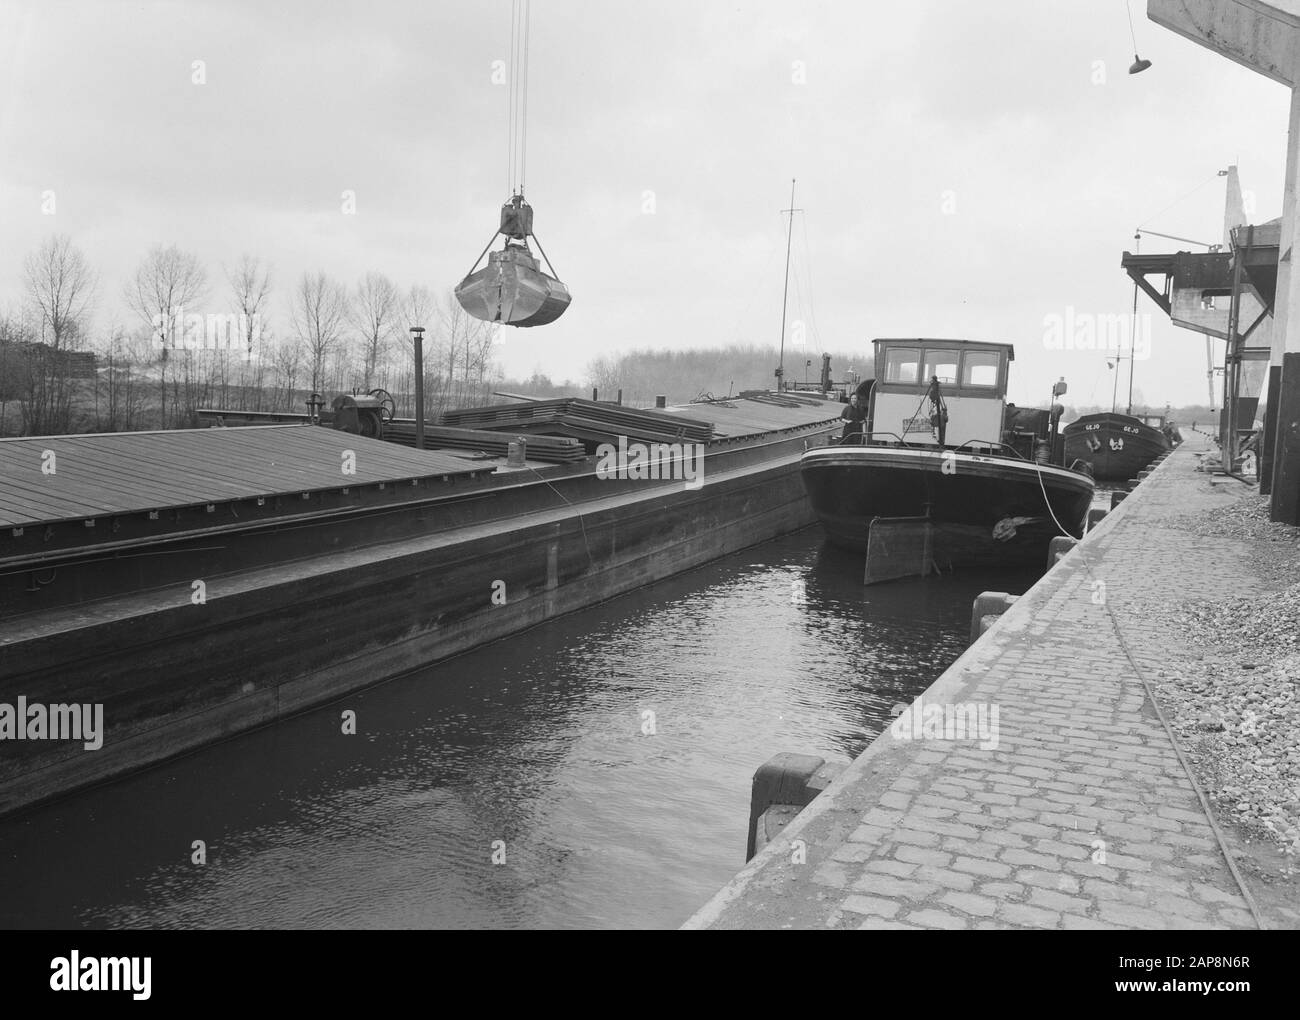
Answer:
687;435;1269;930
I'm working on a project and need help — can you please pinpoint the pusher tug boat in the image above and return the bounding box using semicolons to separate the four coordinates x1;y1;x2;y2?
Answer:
800;338;1095;575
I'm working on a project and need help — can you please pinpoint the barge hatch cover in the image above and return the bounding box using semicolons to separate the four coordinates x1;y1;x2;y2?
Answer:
659;394;843;437
0;425;488;529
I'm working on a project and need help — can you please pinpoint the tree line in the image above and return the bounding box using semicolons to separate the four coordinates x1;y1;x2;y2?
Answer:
2;235;945;439
0;234;585;437
584;345;874;407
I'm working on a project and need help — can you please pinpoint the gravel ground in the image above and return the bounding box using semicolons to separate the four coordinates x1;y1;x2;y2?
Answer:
1143;494;1300;875
1166;489;1300;546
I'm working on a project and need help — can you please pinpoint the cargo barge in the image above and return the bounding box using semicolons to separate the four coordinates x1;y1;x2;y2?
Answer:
0;392;840;816
1061;411;1174;481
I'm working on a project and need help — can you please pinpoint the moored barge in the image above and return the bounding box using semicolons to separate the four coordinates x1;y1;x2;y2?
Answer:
1062;411;1174;481
0;392;840;815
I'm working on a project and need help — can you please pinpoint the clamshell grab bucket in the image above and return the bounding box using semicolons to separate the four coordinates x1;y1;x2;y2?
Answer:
455;243;571;327
455;196;571;327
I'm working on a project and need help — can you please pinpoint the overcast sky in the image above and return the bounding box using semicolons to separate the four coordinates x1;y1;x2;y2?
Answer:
0;0;1291;408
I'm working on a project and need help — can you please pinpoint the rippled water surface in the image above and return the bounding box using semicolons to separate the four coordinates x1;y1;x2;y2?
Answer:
0;528;1042;929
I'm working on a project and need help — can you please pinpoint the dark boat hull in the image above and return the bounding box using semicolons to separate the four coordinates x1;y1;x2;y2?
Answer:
0;407;841;818
800;446;1094;567
1062;413;1171;481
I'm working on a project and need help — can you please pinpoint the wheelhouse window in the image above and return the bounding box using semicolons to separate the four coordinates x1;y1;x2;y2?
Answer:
961;350;1000;388
884;347;920;385
922;350;959;385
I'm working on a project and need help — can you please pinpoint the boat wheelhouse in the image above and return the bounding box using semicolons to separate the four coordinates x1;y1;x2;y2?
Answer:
800;338;1095;570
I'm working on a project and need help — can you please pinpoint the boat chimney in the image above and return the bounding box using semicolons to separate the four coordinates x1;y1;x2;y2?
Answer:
410;326;426;450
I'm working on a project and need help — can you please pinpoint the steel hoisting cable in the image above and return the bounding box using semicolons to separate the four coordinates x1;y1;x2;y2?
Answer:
507;0;517;195
1136;169;1224;233
520;0;530;197
508;0;518;195
505;0;531;199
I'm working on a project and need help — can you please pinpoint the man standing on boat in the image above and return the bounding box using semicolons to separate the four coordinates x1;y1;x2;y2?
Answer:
840;393;867;444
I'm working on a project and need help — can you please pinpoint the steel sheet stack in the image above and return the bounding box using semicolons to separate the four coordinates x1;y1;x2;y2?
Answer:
382;421;586;463
439;399;714;449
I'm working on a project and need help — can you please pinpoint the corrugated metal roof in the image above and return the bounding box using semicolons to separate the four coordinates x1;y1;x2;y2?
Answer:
0;425;484;528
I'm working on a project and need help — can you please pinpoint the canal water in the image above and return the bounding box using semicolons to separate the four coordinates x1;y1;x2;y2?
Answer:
0;528;1041;929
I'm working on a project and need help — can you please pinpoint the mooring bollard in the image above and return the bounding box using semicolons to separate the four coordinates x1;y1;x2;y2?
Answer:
1047;536;1078;567
1086;508;1108;531
746;753;843;861
970;591;1019;645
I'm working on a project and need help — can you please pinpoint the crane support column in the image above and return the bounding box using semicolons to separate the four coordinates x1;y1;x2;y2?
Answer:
1149;0;1300;522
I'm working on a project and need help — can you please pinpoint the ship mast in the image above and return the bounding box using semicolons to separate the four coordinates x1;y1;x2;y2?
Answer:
777;179;800;392
1125;230;1141;415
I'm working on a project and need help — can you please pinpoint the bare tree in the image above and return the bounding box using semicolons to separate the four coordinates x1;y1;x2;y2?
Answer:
21;235;97;434
226;254;272;409
226;254;272;355
124;244;208;428
272;334;304;411
403;284;436;334
350;272;398;391
291;271;349;394
0;311;36;436
94;324;150;432
586;355;621;400
392;284;438;414
440;293;496;411
24;235;96;348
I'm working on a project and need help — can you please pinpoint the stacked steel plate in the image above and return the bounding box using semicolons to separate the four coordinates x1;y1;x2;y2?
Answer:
381;421;585;463
439;399;714;450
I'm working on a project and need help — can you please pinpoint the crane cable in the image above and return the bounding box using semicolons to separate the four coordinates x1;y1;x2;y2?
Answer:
1137;168;1224;233
507;0;531;198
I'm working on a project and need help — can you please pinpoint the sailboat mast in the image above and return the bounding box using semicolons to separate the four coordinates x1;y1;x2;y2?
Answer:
777;178;797;392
